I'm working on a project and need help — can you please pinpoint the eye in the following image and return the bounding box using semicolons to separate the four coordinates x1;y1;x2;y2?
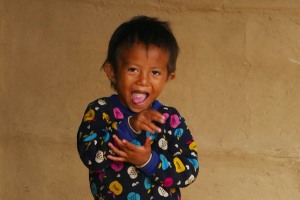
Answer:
128;67;138;73
152;70;161;76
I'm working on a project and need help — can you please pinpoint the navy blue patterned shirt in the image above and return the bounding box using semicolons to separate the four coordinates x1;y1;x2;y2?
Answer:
77;95;199;200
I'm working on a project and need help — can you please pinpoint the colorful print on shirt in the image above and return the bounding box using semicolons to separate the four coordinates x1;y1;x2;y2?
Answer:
77;95;199;200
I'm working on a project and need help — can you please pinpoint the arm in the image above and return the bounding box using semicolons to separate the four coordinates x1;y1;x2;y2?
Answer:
77;99;115;171
107;109;165;167
107;107;199;188
149;107;199;188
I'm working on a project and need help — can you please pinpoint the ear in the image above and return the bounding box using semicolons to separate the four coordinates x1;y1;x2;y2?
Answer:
167;72;176;82
103;63;116;83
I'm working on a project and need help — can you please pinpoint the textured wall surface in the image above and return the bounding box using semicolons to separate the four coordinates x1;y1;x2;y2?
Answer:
1;0;300;199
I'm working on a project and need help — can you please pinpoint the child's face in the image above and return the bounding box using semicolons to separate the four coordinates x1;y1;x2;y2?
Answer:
106;43;175;113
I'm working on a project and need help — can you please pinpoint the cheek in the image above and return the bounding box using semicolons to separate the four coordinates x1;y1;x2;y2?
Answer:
153;80;167;91
117;74;132;85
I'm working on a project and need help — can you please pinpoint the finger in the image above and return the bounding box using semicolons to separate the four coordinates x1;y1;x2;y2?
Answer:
131;110;163;132
144;136;152;150
120;139;137;151
108;142;127;157
147;110;165;124
112;135;135;153
140;122;162;133
112;135;126;149
107;154;126;162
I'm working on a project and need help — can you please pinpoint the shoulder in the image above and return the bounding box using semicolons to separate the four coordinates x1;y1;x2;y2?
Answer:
157;104;189;128
84;96;114;112
157;104;181;116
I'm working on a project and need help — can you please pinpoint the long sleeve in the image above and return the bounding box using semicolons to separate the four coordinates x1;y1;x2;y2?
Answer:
148;106;199;188
77;96;199;199
77;98;116;171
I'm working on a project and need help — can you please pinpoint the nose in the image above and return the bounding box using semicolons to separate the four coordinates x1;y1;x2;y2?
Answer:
136;72;149;86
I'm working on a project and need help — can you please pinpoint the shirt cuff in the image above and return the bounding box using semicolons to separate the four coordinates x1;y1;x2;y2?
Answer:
117;116;138;141
136;151;159;176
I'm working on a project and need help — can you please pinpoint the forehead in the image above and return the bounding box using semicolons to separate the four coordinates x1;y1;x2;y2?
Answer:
118;42;170;65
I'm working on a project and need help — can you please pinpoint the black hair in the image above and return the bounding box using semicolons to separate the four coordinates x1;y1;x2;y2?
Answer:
102;15;179;90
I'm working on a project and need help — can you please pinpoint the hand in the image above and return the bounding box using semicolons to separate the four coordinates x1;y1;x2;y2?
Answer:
107;135;152;166
130;109;165;133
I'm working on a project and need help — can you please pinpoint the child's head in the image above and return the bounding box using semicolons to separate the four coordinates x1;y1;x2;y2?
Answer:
102;15;179;90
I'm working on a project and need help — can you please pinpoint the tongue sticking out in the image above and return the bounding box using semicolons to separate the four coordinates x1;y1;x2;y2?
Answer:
132;93;147;105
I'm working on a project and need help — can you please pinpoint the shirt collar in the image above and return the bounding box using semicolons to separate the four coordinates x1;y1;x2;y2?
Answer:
108;94;162;115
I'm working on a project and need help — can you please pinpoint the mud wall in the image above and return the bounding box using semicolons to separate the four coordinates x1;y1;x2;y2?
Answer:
1;0;300;199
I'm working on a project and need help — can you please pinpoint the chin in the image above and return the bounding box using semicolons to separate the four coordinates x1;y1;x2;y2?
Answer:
129;103;150;113
129;106;146;113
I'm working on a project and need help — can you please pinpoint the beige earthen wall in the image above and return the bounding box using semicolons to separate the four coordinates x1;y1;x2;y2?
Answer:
1;0;300;199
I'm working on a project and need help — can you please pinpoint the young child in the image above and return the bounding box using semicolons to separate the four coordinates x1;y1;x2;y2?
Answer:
77;16;199;200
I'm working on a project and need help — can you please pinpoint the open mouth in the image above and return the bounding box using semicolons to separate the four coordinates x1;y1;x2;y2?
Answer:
131;92;149;105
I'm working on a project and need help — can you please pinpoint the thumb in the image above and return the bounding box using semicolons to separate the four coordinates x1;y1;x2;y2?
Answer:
144;136;152;150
